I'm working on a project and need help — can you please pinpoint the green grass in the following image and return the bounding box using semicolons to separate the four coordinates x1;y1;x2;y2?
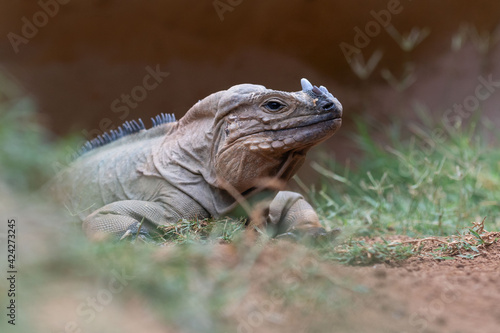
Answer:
311;114;500;239
156;217;246;244
323;238;416;266
300;113;500;265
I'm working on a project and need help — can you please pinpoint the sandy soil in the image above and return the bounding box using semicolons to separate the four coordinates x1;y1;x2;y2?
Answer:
340;242;500;333
219;238;500;333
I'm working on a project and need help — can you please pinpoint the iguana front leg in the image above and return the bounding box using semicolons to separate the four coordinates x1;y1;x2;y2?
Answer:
268;191;327;238
82;200;169;240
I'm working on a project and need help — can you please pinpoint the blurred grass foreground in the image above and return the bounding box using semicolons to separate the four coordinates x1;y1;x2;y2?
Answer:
1;75;500;332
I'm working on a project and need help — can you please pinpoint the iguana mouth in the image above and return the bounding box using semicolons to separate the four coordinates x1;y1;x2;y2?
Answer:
239;113;341;153
266;112;340;132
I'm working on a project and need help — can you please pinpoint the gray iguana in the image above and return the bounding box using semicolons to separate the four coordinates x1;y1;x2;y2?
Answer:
53;78;343;241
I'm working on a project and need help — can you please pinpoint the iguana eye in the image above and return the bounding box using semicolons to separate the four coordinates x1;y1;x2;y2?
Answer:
264;100;286;111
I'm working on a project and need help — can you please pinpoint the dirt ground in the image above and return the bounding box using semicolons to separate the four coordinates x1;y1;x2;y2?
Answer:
217;238;500;333
23;238;500;333
338;241;500;333
18;233;500;333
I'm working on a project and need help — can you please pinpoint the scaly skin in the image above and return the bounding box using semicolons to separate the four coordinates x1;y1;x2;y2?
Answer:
53;78;343;240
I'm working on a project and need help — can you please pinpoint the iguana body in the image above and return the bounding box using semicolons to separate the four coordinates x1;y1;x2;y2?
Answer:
54;78;343;240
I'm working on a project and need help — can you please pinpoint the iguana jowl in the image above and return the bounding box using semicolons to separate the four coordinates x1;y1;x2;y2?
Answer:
54;78;342;240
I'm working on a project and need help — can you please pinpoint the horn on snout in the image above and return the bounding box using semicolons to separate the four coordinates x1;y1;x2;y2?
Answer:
301;78;327;98
301;78;313;92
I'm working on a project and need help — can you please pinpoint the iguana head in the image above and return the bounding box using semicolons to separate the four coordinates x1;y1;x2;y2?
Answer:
212;78;342;193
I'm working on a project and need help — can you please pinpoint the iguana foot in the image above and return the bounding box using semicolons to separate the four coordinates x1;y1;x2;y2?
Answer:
82;200;169;241
268;191;327;237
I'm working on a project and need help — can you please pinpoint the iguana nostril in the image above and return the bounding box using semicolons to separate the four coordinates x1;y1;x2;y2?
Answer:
322;102;334;111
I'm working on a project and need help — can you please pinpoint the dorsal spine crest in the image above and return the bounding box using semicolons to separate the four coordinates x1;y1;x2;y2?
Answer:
75;112;176;158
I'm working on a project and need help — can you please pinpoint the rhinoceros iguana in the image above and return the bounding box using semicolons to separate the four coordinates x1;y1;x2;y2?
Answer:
53;78;342;241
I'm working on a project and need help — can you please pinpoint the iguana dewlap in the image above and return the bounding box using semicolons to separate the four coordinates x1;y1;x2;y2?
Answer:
54;78;342;240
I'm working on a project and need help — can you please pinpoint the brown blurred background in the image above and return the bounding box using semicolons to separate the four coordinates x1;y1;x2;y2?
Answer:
0;0;499;161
